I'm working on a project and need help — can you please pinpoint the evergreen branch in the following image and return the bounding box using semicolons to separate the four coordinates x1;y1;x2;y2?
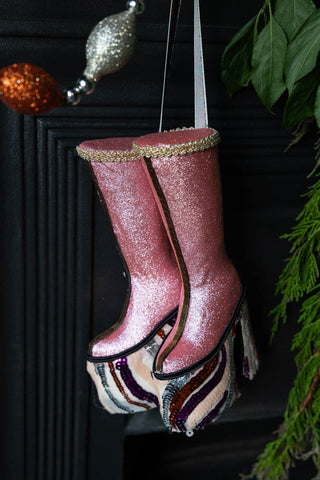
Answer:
309;131;320;176
244;171;320;479
243;349;320;480
298;362;320;415
243;153;320;480
270;175;320;340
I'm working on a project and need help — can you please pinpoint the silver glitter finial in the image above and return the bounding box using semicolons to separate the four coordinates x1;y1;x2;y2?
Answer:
83;9;137;82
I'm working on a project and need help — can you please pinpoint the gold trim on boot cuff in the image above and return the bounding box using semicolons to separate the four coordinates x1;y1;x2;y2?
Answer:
133;127;221;159
76;146;140;163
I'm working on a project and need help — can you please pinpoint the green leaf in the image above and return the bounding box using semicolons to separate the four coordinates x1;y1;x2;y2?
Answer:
283;65;320;129
314;84;320;128
285;10;320;92
251;15;287;110
221;16;256;96
274;0;315;41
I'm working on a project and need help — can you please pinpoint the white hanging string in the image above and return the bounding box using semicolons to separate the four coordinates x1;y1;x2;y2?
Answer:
194;0;208;128
159;0;209;131
159;0;182;132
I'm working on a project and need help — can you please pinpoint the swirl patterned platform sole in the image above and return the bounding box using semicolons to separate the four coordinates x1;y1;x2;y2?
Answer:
87;318;176;413
154;301;259;435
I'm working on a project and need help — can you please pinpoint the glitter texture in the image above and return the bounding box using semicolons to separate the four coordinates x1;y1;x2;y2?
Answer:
168;356;218;427
0;63;64;114
84;9;136;82
153;296;258;433
77;137;181;358
175;347;227;431
86;315;175;414
155;326;236;433
135;128;242;375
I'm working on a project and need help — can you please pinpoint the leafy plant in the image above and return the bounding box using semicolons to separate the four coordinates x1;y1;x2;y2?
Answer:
221;0;320;478
221;0;317;114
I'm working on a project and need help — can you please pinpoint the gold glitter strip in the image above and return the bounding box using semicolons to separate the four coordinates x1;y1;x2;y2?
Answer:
76;146;140;163
133;129;221;159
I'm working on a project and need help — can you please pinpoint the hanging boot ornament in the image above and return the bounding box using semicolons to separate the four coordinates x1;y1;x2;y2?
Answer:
81;0;259;437
77;137;181;414
77;0;185;417
0;0;144;114
130;0;258;435
134;127;259;435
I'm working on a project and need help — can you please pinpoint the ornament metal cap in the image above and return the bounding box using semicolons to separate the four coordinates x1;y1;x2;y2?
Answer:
127;0;145;14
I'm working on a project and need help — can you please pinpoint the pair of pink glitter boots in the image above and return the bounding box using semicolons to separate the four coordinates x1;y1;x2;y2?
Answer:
77;127;259;436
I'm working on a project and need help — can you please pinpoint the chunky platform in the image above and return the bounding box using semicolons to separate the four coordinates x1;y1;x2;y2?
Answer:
87;315;177;413
155;300;258;434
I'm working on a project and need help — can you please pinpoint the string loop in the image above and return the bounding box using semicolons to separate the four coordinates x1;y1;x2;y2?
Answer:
159;0;209;131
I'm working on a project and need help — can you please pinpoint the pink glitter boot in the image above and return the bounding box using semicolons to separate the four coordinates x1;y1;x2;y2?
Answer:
134;127;259;433
77;137;181;414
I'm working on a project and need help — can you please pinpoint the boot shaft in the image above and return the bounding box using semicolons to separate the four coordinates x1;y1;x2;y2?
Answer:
134;128;242;376
77;136;181;360
78;137;178;281
134;128;231;285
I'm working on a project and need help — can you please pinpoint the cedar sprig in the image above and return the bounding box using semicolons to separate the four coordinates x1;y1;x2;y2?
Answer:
270;176;320;340
241;177;320;479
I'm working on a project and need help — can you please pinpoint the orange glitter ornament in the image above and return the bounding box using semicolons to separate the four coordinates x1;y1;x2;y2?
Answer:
0;63;65;114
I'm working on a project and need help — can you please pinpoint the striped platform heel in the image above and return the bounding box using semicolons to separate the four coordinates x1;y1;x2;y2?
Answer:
152;297;258;434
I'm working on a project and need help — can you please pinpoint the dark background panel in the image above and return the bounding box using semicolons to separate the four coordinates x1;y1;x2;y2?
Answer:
124;419;317;480
0;0;260;26
0;1;315;479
